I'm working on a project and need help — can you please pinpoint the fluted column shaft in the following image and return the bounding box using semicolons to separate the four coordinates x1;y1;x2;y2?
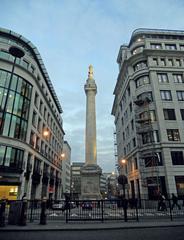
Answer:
85;86;97;165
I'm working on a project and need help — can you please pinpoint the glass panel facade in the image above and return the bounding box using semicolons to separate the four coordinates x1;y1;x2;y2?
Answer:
0;69;32;141
0;145;24;169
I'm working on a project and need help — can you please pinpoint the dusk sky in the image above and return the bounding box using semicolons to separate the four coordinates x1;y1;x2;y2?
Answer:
0;0;184;172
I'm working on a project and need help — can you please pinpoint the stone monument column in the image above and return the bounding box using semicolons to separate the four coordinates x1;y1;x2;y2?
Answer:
80;65;102;200
85;65;97;165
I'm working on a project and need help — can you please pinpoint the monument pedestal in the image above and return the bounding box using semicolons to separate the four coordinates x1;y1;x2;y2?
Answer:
80;164;102;200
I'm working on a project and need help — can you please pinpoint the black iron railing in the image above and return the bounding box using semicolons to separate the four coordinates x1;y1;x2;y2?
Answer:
1;198;184;225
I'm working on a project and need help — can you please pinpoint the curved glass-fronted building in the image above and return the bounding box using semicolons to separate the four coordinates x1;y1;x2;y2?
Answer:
0;27;65;200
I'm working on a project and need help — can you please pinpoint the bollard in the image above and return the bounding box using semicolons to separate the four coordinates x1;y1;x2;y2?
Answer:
0;199;6;227
101;200;104;222
18;199;28;226
40;197;47;225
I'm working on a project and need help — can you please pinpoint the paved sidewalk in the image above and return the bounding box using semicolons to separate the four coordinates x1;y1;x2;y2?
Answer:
0;219;184;231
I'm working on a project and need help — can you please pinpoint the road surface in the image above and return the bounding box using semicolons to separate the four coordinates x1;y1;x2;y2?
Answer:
1;226;184;240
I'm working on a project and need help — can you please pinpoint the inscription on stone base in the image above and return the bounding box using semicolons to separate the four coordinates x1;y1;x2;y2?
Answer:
80;165;102;200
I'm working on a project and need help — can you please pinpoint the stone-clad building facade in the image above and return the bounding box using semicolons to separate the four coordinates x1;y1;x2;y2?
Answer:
112;28;184;199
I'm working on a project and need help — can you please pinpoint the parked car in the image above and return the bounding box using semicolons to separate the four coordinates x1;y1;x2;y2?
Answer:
52;201;76;210
52;202;64;210
81;201;93;210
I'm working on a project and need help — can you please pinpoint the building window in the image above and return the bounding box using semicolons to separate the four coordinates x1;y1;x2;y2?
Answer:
31;65;35;74
150;43;162;49
0;69;32;141
0;70;11;88
132;46;144;55
177;91;184;101
22;59;29;69
131;119;134;130
37;75;41;82
124;147;126;155
39;100;43;114
41;141;44;154
44;107;47;120
133;138;136;147
50;118;53;129
33;157;41;174
165;44;176;50
163;109;176;120
119;102;122;112
175;59;181;67
136;75;150;88
144;154;163;167
167;129;180;141
173;74;183;83
171;151;184;165
121;117;124;126
36;136;40;151
0;50;14;61
126;125;129;137
175;176;184;196
160;58;166;66
133;61;147;71
47;113;50;125
142;130;159;144
152;58;158;65
30;131;35;147
168;59;173;66
123;132;125;141
180;45;184;50
134;158;138;169
0;145;24;169
32;111;37;127
180;109;184;120
41;83;45;90
139;110;156;123
37;117;42;133
129;102;132;113
160;90;172;101
127;86;130;96
157;73;168;83
34;92;39;108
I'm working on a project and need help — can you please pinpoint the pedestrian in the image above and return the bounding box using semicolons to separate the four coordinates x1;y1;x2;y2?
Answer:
62;193;71;212
122;195;128;222
158;192;167;211
171;193;181;210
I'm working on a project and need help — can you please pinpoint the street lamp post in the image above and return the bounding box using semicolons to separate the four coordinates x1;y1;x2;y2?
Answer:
0;46;25;133
118;159;128;197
